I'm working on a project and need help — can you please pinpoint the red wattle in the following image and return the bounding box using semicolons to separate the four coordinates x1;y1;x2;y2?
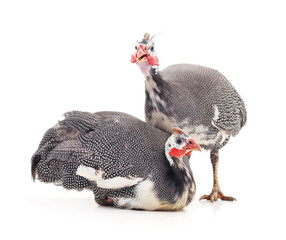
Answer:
147;55;159;66
185;151;192;157
131;54;137;63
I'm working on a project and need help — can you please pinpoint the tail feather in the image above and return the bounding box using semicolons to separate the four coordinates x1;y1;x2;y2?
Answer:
31;112;98;190
31;154;41;181
33;156;91;190
31;127;58;181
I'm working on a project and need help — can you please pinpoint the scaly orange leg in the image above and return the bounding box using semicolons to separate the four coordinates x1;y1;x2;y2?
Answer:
200;150;236;202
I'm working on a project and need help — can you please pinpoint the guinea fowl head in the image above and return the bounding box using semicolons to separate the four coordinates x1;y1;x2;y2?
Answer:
131;33;159;77
165;128;201;166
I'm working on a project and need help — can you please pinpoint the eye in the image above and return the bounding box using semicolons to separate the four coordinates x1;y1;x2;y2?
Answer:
135;46;137;50
189;141;192;145
150;46;154;51
176;139;182;145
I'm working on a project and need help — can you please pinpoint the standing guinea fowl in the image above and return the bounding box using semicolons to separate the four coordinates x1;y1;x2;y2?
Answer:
131;33;247;202
31;111;201;210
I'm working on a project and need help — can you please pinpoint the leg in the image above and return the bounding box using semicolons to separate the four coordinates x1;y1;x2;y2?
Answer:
200;149;236;202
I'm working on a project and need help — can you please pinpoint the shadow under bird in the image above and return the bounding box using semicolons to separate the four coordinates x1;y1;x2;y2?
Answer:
31;111;201;210
131;33;247;202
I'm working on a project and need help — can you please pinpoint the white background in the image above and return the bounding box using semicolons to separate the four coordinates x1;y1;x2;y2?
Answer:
1;0;285;239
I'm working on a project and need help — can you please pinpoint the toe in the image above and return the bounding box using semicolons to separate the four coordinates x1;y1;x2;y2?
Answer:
218;192;237;201
199;194;210;201
221;196;237;201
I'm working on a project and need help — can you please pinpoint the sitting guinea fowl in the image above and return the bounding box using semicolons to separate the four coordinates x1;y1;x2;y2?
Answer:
31;111;201;210
131;33;247;202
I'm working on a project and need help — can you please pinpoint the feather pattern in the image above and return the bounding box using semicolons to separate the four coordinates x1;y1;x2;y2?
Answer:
146;64;247;150
31;111;196;210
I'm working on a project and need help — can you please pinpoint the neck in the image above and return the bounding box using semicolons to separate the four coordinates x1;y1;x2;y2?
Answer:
145;68;172;120
148;67;168;89
170;156;195;206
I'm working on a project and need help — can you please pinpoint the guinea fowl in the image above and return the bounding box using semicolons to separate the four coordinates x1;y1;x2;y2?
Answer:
131;33;247;202
31;111;201;210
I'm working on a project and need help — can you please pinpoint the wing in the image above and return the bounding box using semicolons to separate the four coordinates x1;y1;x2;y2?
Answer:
76;165;144;190
56;111;168;181
161;64;247;136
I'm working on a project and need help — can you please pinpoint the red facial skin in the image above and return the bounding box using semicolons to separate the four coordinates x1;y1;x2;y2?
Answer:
169;139;201;159
169;148;189;159
130;44;159;66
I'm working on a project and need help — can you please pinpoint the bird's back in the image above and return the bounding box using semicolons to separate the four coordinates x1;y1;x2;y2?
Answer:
31;111;171;188
159;64;247;136
82;111;171;178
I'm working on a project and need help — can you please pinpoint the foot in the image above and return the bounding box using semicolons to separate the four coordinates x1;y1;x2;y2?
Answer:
199;187;237;202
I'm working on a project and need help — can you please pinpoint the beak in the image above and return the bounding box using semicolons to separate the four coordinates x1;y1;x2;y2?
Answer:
133;44;149;62
184;138;202;152
137;48;147;60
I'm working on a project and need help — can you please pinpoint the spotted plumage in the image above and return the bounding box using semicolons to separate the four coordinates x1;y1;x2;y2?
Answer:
31;111;200;210
131;33;247;202
145;65;246;150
